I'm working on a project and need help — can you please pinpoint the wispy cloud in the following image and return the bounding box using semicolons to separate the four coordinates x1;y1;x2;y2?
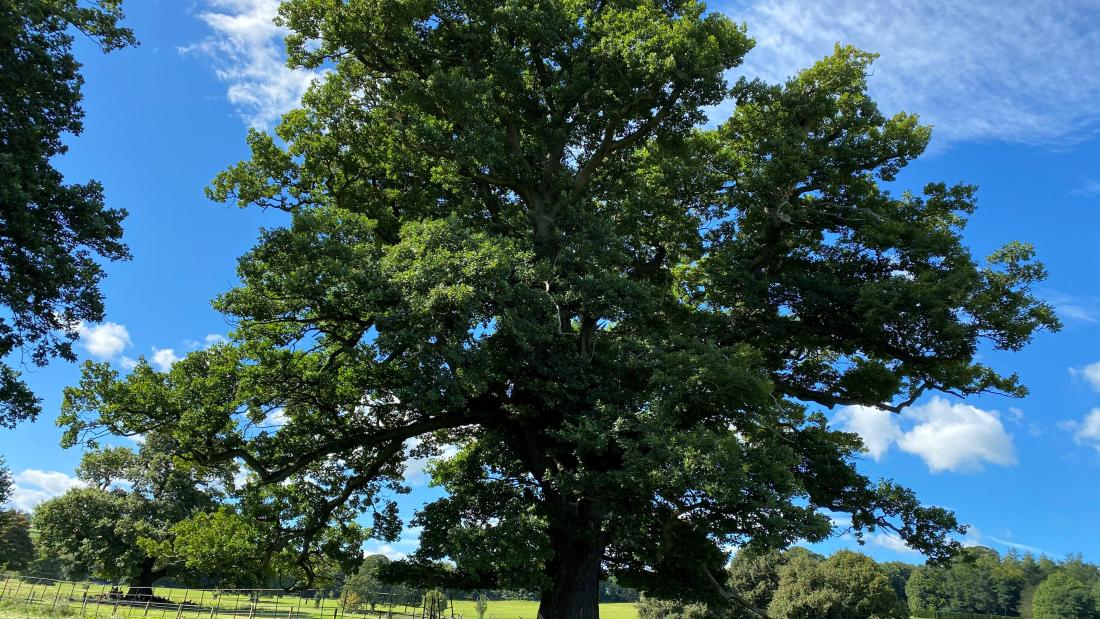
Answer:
1045;292;1099;324
719;0;1100;147
182;0;321;128
869;532;918;554
1073;179;1100;197
964;526;1050;555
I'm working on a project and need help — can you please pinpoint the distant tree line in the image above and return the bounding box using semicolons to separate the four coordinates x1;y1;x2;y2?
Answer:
640;546;1100;618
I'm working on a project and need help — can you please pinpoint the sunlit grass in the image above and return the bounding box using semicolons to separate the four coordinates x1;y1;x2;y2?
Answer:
0;577;644;619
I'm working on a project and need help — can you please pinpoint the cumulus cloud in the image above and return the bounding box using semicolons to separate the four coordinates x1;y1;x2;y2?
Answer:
76;321;131;360
719;0;1100;146
833;406;901;460
151;347;181;371
897;399;1017;472
1070;362;1100;391
182;0;321;128
1061;408;1100;454
7;470;85;512
835;397;1016;473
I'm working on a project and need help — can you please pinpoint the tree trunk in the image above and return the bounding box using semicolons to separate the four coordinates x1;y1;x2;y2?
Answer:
536;507;604;619
125;557;159;600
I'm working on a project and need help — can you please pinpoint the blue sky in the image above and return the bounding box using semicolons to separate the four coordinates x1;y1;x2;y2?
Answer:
3;0;1100;565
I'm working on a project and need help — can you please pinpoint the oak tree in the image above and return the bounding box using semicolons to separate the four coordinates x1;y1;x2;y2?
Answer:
34;433;227;596
60;2;1057;617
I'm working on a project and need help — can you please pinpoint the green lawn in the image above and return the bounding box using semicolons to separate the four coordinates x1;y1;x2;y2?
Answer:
0;580;641;619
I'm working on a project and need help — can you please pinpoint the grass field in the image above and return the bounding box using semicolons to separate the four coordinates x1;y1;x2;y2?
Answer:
0;577;640;619
449;600;637;618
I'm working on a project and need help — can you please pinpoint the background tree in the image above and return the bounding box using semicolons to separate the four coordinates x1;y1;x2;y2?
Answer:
153;497;366;590
0;455;34;570
879;562;913;608
0;510;34;571
0;0;135;428
0;455;11;505
1031;572;1096;619
34;432;227;596
906;546;1026;615
766;550;905;619
725;548;789;616
59;1;1058;617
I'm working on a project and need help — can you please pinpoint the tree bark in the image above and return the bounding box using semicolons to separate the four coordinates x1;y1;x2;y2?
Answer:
537;506;604;619
125;556;160;599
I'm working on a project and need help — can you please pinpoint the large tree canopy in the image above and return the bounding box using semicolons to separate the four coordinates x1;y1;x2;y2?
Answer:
59;2;1057;617
0;0;135;427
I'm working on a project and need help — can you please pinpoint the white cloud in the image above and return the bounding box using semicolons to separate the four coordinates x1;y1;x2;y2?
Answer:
264;407;288;427
719;0;1100;146
151;347;181;371
1062;408;1100;454
834;406;901;460
835;397;1016;473
1070;362;1100;391
362;543;407;561
182;0;322;127
963;526;1049;555
897;398;1017;473
7;470;85;512
986;535;1048;556
76;321;131;360
205;333;228;346
403;438;460;485
869;532;918;554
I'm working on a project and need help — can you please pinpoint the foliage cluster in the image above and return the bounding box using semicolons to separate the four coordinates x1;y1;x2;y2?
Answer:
0;0;135;428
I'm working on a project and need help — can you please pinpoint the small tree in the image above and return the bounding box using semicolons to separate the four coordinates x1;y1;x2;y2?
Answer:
421;589;448;619
636;595;713;619
476;592;489;619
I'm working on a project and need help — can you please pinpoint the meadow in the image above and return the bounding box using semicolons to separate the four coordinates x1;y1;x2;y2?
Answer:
0;577;640;619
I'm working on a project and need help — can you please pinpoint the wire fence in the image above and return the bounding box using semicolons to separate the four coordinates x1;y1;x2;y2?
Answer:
911;611;1017;619
0;574;465;619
